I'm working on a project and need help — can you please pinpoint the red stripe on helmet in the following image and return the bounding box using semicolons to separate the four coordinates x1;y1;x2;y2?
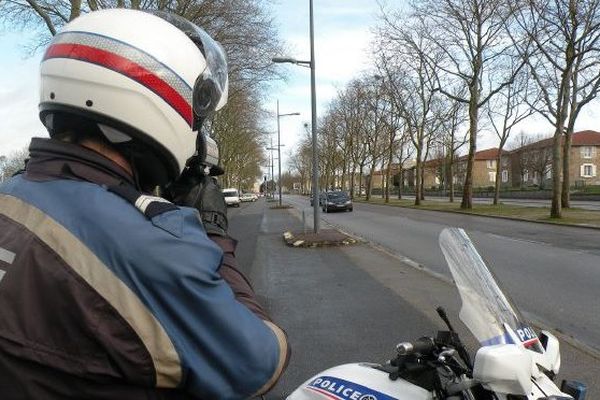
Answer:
44;43;193;126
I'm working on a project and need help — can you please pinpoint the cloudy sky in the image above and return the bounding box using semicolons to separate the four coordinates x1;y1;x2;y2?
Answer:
1;1;598;169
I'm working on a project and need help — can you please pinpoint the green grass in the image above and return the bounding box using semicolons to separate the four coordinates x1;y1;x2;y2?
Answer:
356;197;600;228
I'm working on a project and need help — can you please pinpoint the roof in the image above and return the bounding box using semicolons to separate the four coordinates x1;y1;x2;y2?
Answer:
474;148;501;160
572;130;600;145
518;130;600;150
457;148;503;162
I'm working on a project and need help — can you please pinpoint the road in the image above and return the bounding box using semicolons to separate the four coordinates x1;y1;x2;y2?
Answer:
227;199;600;397
285;195;600;354
401;195;600;210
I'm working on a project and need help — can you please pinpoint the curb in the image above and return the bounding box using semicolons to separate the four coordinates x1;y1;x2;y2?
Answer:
354;200;600;231
282;230;358;248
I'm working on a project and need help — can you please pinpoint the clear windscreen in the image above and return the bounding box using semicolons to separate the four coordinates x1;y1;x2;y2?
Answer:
439;228;544;353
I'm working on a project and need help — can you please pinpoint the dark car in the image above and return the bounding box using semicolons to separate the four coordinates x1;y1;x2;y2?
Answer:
322;191;353;213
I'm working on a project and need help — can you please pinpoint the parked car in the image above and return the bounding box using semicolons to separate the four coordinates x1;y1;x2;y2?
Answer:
240;192;258;202
222;188;241;207
322;191;353;212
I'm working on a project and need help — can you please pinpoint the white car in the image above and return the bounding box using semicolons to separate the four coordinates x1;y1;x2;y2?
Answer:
222;188;241;207
240;193;258;202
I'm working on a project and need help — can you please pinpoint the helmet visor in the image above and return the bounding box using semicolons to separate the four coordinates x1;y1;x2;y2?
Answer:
152;12;228;129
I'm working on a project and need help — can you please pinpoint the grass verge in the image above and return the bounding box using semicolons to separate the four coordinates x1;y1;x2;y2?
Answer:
355;197;600;228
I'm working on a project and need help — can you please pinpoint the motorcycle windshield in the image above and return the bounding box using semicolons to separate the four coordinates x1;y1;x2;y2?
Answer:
439;228;543;352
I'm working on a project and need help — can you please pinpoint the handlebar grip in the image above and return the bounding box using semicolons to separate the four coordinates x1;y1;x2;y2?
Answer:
396;337;435;356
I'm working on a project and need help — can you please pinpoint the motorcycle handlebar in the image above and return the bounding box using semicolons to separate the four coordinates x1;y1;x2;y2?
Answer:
396;337;436;356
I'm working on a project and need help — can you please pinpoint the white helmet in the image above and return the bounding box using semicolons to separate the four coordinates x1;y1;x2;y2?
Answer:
39;9;228;187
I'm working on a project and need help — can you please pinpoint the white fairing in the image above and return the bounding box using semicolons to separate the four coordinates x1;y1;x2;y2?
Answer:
286;363;432;400
473;344;533;395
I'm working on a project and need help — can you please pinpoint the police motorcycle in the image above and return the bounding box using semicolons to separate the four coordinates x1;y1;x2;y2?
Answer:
286;228;587;400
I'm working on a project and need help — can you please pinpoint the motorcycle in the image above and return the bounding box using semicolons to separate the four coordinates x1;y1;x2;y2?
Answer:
286;228;587;400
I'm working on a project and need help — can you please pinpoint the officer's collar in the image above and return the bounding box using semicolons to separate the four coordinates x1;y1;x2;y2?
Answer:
25;137;135;188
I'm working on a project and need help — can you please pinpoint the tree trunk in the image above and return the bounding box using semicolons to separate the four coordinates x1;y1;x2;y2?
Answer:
561;131;573;208
449;158;455;203
385;165;391;203
461;92;479;209
550;132;563;218
398;166;404;199
366;162;376;201
350;167;356;199
358;167;363;197
420;163;425;201
415;148;422;206
493;151;502;206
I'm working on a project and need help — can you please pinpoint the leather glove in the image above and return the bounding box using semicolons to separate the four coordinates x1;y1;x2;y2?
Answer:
169;172;228;237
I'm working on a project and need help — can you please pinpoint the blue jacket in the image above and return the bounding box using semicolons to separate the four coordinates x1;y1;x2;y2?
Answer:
0;138;287;399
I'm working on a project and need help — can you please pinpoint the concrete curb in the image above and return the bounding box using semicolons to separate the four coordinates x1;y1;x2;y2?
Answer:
354;199;600;231
282;230;358;248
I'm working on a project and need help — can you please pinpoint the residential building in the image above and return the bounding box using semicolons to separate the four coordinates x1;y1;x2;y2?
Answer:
453;148;502;189
399;149;501;190
508;130;600;188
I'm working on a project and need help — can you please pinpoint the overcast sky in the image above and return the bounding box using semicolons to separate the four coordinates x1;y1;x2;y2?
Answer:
1;1;599;170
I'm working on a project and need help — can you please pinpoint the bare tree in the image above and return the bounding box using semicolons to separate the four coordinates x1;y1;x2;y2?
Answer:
346;83;371;198
400;0;523;209
0;147;29;181
375;17;442;206
394;132;414;199
511;0;600;216
485;64;536;204
439;96;469;202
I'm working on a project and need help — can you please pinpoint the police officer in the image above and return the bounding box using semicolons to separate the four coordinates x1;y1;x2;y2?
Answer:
0;9;288;399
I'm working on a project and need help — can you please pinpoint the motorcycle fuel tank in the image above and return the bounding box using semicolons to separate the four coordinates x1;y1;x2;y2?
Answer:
286;363;432;400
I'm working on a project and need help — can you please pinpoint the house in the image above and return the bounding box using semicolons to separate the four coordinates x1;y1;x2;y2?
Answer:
453;148;502;188
399;148;501;190
369;162;415;190
508;130;600;188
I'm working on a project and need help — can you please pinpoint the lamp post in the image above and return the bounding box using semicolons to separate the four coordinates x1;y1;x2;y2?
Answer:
273;0;319;232
276;100;300;206
266;136;276;199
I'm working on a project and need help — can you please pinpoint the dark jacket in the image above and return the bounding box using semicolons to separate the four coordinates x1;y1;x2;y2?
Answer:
0;138;288;399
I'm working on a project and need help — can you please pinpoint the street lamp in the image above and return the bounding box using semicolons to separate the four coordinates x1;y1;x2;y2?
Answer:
276;100;300;206
272;0;320;232
266;137;276;199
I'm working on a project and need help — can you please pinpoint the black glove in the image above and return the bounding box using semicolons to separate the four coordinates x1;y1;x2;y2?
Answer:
169;173;228;237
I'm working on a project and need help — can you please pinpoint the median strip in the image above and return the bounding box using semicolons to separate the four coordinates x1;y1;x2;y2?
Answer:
355;198;600;229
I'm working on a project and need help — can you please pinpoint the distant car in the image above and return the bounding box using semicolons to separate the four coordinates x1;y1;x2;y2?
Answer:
322;191;353;213
240;193;258;202
222;188;241;207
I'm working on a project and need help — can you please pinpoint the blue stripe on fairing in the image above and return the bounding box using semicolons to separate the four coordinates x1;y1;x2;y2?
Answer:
481;332;515;347
0;175;281;399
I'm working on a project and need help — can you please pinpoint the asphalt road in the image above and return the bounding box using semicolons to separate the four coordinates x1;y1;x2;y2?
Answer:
227;199;600;397
285;195;600;354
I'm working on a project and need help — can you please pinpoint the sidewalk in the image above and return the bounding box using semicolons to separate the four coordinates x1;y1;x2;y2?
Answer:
247;204;600;398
